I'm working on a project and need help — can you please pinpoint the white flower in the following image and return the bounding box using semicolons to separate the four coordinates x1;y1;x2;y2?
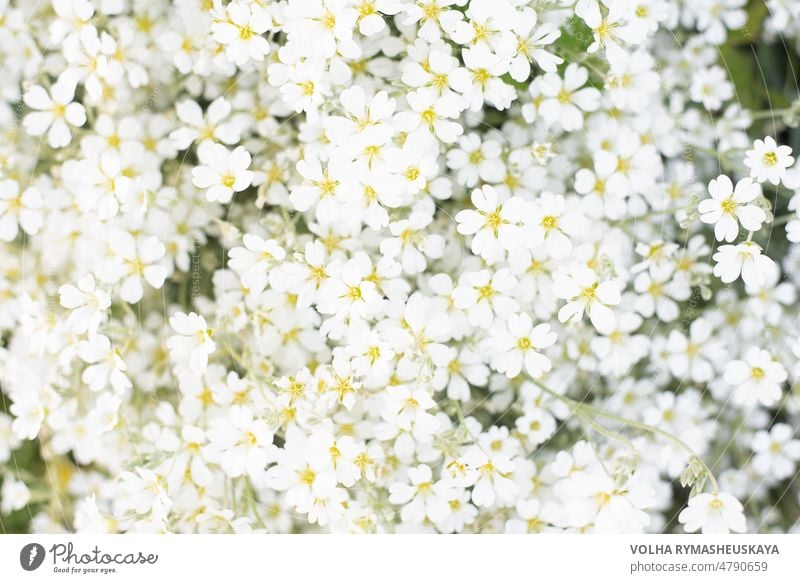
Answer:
0;479;30;514
689;66;733;110
228;235;286;293
208;406;274;478
744;137;794;185
290;154;354;221
712;241;774;288
211;1;271;66
384;385;438;442
452;268;518;329
119;468;172;518
352;0;399;36
665;318;722;384
317;252;380;320
59;274;111;334
536;63;600;131
524;192;582;258
0;414;20;464
455;185;525;264
77;334;131;394
325;86;396;146
22;77;86;148
167;312;216;374
394;87;464;144
451;45;515;112
679;492;746;534
751;424;800;480
402;0;462;42
555;267;621;334
267;427;337;510
192;143;253;204
450;0;515;53
73;151;133;219
170;98;241;150
0;180;43;241
724;347;787;408
446;134;504;188
462;447;517;508
488;313;556;379
379;210;444;275
389;464;451;524
509;8;562;81
9;392;47;441
576;0;644;53
103;231;167;303
699;175;765;242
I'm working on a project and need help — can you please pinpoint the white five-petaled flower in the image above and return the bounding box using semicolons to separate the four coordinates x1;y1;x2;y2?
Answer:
555;267;621;334
228;234;286;293
208;406;274;478
170;97;241;150
103;231;167;304
388;464;451;524
394;87;464;144
23;77;87;148
77;333;131;394
699;175;765;242
0;180;43;241
744;136;794;185
489;313;556;379
59;274;111;335
211;1;272;66
167;312;217;374
535;63;600;131
455;185;525;264
724;347;787;408
751;424;800;480
712;241;774;288
192;143;253;203
679;492;746;534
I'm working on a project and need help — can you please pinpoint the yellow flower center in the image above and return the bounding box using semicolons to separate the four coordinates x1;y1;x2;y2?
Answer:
359;1;376;17
300;81;315;96
366;345;381;364
421;108;436;125
299;468;316;485
541;215;558;230
720;198;736;214
472;68;490;87
483;208;507;235
580;282;598;302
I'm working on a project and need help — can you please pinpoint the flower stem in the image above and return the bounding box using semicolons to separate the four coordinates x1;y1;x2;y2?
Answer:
771;213;797;227
534;379;720;492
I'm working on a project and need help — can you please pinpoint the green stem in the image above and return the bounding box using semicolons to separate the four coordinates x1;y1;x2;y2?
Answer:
749;108;790;120
771;213;797;227
534;380;720;492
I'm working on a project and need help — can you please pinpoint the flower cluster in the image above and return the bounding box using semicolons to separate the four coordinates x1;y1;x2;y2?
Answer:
2;0;800;535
